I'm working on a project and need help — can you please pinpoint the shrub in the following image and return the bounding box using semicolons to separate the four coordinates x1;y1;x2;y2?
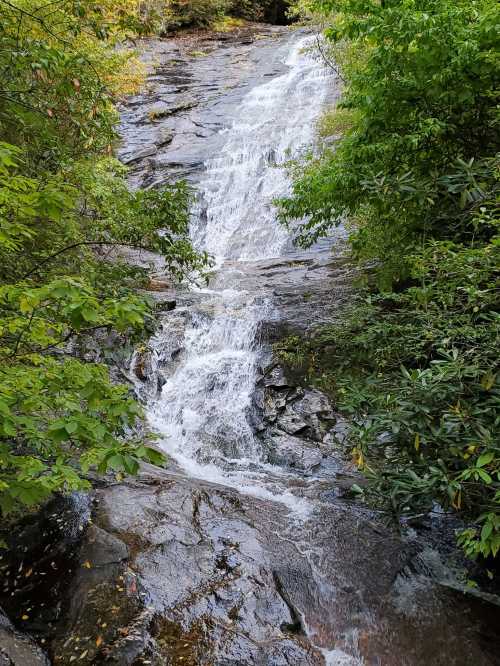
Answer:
280;0;500;559
0;1;208;515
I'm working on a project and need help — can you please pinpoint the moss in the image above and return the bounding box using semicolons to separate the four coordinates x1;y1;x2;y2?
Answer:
212;16;246;32
152;616;212;665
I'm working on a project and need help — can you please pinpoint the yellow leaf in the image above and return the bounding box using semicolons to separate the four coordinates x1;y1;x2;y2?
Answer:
452;491;462;510
96;636;103;648
83;560;92;569
352;447;364;468
414;433;420;451
481;372;496;391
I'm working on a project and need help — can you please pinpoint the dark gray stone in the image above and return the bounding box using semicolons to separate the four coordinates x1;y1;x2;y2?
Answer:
260;365;289;389
155;128;174;147
42;470;500;666
275;406;309;436
120;144;158;164
0;610;49;666
267;434;323;473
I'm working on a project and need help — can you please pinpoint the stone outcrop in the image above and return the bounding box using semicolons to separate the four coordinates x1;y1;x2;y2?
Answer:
0;610;49;666
3;469;498;665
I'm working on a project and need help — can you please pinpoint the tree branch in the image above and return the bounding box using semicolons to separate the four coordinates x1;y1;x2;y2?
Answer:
21;241;156;280
315;31;346;85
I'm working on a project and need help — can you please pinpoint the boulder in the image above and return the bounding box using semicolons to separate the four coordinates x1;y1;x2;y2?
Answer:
155;128;174;147
260;364;289;389
275;405;310;436
0;610;50;666
267;434;323;473
48;476;324;665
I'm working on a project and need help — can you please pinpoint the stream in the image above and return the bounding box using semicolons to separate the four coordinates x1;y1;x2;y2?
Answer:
117;26;499;665
2;24;499;666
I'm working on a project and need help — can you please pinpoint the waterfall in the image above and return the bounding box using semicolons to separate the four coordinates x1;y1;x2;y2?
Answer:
146;34;334;508
191;35;332;264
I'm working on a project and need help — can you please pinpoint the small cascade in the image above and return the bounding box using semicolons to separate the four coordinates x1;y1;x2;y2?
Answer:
148;289;267;468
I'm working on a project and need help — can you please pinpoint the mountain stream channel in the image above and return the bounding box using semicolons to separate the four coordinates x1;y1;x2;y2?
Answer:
1;23;500;666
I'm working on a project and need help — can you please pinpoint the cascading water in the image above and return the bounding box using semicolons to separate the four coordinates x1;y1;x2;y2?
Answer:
146;34;335;508
190;35;331;263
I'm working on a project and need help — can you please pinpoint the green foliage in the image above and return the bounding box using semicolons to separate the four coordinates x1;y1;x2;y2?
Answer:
230;0;289;22
0;1;209;515
155;0;290;31
280;0;500;560
153;0;290;32
281;242;500;558
0;358;157;515
280;0;499;282
162;0;232;29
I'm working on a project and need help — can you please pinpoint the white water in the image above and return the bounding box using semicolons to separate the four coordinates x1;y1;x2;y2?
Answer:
147;34;334;511
191;35;332;264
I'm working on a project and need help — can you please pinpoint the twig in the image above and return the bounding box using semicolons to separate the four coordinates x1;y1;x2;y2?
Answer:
20;241;156;280
315;31;346;84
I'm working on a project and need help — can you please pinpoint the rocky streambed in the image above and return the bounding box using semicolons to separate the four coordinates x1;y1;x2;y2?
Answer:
2;23;500;666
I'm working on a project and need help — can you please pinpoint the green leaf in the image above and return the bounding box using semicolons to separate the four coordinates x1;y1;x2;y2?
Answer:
65;421;79;434
106;454;125;472
477;451;494;468
481;522;493;542
142;447;165;467
477;469;492;484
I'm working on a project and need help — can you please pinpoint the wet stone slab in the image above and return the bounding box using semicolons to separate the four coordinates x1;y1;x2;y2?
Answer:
3;473;497;665
118;25;294;189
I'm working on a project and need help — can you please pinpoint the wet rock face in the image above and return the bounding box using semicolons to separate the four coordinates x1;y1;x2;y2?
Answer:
0;610;50;666
16;471;496;666
117;25;293;188
253;353;344;455
48;475;324;665
206;242;357;343
252;363;342;476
